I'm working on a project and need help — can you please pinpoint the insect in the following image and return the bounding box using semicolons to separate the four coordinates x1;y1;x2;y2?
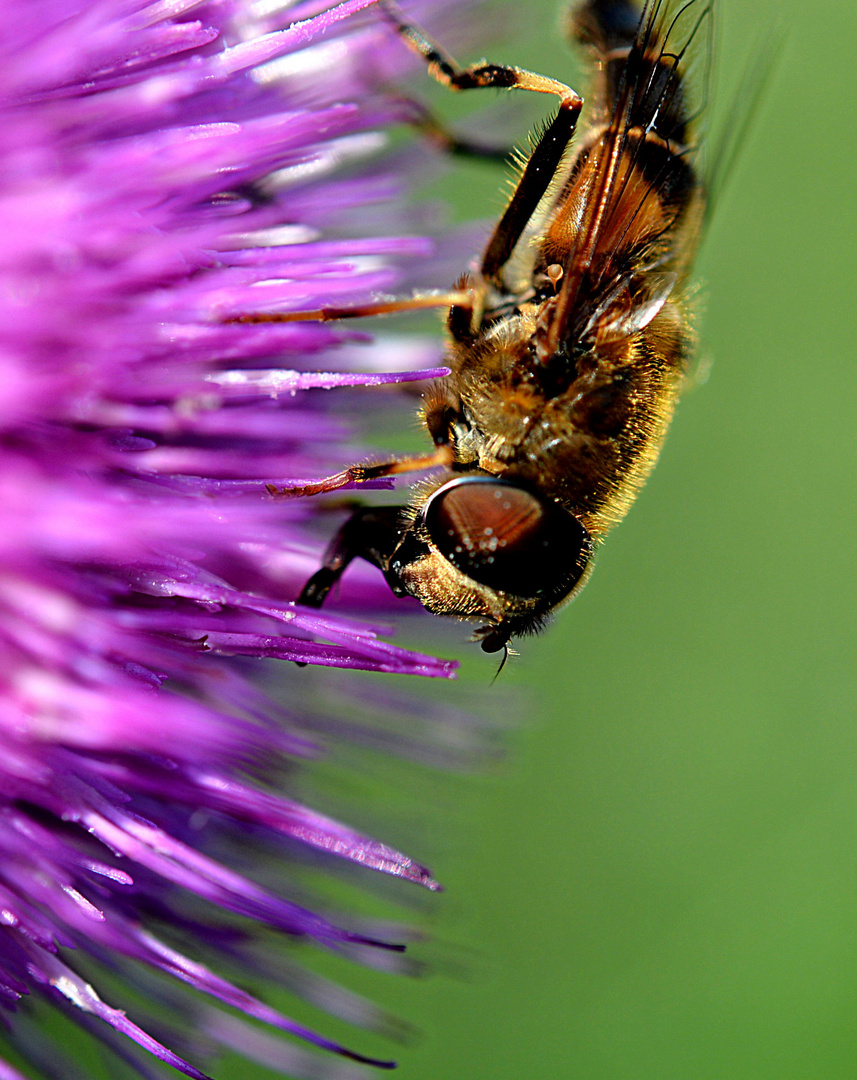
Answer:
247;0;715;656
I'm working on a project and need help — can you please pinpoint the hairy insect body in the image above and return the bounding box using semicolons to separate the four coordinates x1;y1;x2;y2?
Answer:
438;293;688;535
285;0;714;654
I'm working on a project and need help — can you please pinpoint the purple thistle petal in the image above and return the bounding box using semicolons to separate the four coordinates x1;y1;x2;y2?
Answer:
0;0;488;1075
21;945;212;1080
205;365;451;393
0;1064;29;1080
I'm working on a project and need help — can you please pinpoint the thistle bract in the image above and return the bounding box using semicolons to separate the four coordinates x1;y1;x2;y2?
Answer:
0;0;477;1075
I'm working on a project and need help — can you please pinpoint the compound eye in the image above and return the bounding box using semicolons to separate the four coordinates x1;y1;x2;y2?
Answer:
422;477;591;598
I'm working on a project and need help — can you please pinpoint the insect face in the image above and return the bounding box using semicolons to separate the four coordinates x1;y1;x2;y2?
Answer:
253;0;716;654
387;476;594;651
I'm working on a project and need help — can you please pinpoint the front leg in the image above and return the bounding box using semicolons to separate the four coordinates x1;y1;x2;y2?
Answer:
299;505;409;608
266;444;455;499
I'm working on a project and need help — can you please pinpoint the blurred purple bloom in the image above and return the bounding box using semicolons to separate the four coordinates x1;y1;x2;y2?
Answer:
0;0;479;1076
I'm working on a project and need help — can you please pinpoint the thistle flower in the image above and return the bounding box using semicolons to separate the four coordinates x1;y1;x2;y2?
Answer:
0;0;481;1076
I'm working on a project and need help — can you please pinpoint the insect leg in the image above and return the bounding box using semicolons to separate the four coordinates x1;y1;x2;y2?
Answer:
267;444;454;498
395;96;512;163
298;505;408;608
378;1;582;285
480;103;581;283
227;290;469;324
379;0;576;101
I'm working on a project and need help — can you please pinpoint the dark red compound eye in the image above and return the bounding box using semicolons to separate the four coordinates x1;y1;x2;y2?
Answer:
422;476;591;598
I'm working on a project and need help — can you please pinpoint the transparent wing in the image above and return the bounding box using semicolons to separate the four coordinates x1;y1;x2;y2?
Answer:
546;0;714;354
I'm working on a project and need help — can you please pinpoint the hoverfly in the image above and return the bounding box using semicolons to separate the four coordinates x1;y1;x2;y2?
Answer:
245;0;715;656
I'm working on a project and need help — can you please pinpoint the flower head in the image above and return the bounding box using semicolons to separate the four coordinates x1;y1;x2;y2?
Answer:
0;0;480;1076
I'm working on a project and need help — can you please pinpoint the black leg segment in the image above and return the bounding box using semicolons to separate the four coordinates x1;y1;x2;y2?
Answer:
378;1;583;287
298;506;408;608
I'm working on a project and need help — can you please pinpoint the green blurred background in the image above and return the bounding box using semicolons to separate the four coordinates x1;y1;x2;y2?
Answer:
380;1;857;1078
